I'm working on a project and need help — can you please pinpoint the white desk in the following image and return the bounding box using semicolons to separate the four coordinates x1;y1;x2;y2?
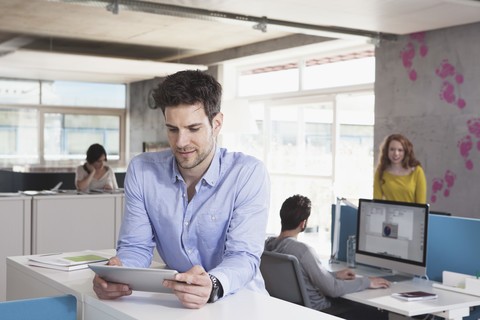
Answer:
83;287;341;320
327;261;480;320
7;250;341;320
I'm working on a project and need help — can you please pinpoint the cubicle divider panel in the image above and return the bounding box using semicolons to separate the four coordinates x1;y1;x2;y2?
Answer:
31;194;121;254
330;205;480;320
0;170;126;192
332;204;480;282
0;196;31;302
331;204;358;262
0;295;76;320
0;170;15;192
426;214;480;282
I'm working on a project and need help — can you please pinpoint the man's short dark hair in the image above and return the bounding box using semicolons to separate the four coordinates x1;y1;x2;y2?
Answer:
86;143;107;163
280;194;312;231
152;70;222;125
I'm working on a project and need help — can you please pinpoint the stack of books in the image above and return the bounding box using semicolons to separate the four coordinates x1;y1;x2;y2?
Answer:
28;250;110;271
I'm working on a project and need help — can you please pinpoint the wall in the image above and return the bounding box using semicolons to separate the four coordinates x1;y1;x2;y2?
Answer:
128;77;168;157
375;22;480;218
128;67;221;158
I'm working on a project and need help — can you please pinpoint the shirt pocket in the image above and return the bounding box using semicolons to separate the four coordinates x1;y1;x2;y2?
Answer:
197;208;231;251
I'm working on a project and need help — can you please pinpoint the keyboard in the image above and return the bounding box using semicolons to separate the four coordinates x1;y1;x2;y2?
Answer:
381;274;413;283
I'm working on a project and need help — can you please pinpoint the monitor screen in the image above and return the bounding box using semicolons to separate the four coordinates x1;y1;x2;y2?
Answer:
355;199;429;277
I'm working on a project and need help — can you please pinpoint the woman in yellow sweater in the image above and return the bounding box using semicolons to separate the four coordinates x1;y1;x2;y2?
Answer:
374;134;426;203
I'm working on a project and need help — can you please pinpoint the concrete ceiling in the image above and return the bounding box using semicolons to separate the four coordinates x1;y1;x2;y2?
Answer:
1;0;480;83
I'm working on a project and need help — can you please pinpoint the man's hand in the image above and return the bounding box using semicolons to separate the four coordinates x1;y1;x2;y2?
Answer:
92;256;132;299
368;277;391;289
163;265;212;309
336;268;356;280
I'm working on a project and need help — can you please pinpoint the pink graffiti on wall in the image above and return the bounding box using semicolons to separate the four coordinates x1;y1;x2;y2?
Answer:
397;32;473;203
452;119;480;171
430;170;456;203
457;135;473;170
399;32;428;81
436;59;466;109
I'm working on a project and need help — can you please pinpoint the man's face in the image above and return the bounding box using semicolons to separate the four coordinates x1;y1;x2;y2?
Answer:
165;103;222;173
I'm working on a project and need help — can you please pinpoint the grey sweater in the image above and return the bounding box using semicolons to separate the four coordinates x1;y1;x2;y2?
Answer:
264;236;370;311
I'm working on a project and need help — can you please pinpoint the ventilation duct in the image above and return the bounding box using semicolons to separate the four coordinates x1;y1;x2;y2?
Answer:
47;0;397;41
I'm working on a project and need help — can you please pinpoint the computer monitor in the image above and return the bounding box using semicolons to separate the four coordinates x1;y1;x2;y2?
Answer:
355;198;429;277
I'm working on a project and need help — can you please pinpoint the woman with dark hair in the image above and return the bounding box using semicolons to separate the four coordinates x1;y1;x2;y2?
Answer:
75;143;118;191
373;134;426;203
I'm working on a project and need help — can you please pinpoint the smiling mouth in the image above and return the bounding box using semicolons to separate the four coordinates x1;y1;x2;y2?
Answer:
177;149;196;157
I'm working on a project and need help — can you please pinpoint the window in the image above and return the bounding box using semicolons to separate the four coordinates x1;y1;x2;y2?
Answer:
41;81;126;108
0;108;38;162
44;113;120;161
335;94;375;199
221;46;375;257
0;78;126;168
238;62;299;96
0;79;40;104
303;52;375;90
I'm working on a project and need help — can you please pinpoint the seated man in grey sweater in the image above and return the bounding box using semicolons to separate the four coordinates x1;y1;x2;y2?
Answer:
264;194;390;319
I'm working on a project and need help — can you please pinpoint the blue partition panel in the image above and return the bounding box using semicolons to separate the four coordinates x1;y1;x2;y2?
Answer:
426;214;480;282
331;204;358;262
331;207;480;320
0;295;76;320
426;215;480;320
332;204;480;280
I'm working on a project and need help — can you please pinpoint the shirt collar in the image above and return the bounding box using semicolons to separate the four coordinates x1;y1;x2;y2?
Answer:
170;145;220;187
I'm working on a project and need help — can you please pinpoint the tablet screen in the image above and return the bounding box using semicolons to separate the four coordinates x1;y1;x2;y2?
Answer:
89;264;178;293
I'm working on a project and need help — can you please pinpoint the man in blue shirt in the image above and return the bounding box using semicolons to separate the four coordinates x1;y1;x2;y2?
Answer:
93;70;270;309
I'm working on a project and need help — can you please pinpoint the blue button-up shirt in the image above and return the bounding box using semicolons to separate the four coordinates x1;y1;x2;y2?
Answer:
117;146;270;296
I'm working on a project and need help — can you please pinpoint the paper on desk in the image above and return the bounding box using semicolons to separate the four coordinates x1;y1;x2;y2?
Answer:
28;250;110;271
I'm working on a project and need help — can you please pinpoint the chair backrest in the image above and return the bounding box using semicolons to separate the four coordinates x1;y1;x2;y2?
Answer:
260;251;311;308
0;295;77;320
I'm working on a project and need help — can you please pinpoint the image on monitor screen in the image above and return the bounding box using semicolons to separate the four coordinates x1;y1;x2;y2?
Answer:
355;199;430;278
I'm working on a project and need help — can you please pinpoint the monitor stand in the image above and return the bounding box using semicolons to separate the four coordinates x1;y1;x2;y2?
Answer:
378;269;414;283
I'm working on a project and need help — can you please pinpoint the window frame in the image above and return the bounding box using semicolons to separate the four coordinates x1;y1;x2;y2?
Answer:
221;45;375;256
0;102;126;168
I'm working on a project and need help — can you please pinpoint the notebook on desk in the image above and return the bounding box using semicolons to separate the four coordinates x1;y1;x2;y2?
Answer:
392;291;438;301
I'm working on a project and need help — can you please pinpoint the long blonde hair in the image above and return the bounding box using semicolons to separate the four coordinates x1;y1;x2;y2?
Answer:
376;134;421;184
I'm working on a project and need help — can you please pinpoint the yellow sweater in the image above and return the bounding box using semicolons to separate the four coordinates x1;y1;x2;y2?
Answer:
373;166;427;203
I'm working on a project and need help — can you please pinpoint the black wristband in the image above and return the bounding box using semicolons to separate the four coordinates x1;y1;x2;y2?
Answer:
208;274;223;303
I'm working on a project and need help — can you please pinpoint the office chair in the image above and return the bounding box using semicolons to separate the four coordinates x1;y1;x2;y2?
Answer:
260;251;312;308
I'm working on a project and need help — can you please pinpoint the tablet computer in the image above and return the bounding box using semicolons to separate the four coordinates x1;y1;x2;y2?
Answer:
89;264;178;293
